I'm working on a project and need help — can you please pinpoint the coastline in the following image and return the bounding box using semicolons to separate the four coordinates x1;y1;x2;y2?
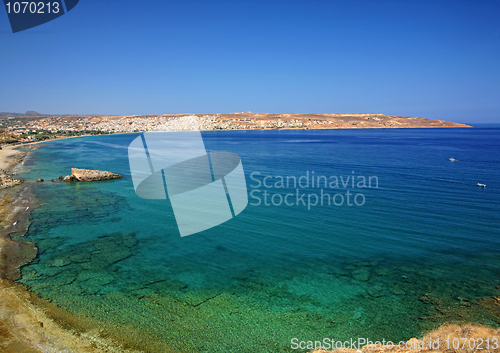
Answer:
0;145;25;170
0;142;151;352
0;134;498;353
1;113;472;137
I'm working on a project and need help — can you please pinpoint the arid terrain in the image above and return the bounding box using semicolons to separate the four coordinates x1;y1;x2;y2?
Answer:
0;112;471;146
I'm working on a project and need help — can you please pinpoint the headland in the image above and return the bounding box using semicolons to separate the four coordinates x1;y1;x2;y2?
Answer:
0;112;470;146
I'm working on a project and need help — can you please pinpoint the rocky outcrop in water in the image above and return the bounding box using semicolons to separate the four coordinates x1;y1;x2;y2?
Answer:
63;168;123;182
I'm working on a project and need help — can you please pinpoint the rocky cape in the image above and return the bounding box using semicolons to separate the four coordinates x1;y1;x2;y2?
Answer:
63;168;123;182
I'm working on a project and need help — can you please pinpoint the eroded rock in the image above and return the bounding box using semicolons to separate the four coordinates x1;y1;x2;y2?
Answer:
63;168;122;182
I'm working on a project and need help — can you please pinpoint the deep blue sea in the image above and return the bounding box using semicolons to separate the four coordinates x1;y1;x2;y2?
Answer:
16;127;500;352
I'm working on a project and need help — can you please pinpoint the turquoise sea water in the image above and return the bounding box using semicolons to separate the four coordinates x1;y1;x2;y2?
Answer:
16;128;500;352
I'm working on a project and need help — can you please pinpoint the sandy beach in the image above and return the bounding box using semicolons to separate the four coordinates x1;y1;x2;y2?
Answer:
0;145;23;170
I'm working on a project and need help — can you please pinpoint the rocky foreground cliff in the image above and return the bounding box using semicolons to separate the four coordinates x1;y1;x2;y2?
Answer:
311;323;500;353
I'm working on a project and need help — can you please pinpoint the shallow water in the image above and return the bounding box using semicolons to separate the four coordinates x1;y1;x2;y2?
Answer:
16;128;500;352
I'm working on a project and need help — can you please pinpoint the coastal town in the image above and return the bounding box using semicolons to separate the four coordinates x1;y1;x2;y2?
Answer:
0;112;470;146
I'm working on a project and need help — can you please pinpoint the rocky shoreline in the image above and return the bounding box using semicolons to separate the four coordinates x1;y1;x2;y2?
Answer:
0;169;25;190
0;146;32;190
0;144;140;352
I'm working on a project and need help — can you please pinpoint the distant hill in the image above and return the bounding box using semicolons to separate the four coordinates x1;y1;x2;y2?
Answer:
0;111;46;118
24;111;44;116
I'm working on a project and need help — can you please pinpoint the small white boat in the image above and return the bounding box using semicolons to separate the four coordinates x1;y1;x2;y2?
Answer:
25;206;30;211
477;183;486;187
13;221;17;226
449;157;456;162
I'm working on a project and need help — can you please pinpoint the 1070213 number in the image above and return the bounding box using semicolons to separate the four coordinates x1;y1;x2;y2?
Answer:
5;2;60;14
445;337;499;350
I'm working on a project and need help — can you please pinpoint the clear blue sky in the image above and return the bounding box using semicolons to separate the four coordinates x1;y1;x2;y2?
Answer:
1;0;499;123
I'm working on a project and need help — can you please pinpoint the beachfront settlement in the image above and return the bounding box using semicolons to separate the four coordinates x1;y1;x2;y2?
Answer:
0;112;470;146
